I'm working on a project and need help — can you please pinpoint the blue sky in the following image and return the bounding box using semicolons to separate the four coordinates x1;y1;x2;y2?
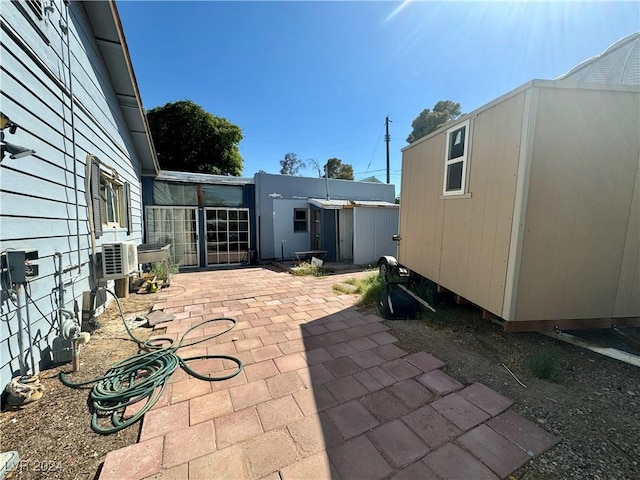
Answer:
117;1;639;187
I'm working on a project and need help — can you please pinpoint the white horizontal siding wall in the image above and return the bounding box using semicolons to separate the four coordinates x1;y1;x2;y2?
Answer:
0;1;144;387
353;207;399;266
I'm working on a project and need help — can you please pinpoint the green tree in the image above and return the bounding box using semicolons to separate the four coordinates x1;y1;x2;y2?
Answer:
147;100;243;175
406;100;462;143
324;158;354;180
279;153;306;175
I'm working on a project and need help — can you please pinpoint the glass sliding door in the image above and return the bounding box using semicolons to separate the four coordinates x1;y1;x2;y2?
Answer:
145;207;199;268
206;208;250;265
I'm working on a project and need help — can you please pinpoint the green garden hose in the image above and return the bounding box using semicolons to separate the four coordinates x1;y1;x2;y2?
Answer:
60;289;243;434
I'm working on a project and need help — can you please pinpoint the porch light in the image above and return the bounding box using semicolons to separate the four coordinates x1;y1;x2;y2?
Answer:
0;112;35;161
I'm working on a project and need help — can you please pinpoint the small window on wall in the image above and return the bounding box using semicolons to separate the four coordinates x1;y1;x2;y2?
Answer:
443;119;470;196
100;174;124;228
87;155;133;238
294;208;308;232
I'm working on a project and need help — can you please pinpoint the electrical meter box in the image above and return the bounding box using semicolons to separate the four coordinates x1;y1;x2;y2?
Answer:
1;249;39;285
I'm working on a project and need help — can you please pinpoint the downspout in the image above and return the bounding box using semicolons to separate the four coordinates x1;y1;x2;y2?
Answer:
64;2;82;273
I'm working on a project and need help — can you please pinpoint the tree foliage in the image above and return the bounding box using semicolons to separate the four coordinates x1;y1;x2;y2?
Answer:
324;158;354;180
406;100;462;144
279;153;306;175
308;158;323;177
147;100;243;175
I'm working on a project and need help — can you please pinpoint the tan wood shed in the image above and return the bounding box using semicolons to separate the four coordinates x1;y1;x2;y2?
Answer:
398;79;639;331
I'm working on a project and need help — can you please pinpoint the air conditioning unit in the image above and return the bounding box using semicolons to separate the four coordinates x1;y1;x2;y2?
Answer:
101;241;139;280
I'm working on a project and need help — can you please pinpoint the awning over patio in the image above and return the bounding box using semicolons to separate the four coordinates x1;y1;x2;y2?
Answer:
308;198;398;209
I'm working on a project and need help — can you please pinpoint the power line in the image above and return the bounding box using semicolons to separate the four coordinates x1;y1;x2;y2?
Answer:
365;121;386;172
354;168;401;175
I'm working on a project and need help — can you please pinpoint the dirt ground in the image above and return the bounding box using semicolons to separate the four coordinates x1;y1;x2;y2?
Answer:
0;289;160;480
1;272;639;480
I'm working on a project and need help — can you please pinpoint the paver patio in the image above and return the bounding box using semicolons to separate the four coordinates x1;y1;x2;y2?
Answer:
99;266;558;480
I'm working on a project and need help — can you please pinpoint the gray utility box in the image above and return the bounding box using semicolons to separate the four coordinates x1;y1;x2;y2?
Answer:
1;249;39;284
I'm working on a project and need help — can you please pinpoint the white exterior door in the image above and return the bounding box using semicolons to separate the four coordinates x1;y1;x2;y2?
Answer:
339;208;354;261
145;207;199;268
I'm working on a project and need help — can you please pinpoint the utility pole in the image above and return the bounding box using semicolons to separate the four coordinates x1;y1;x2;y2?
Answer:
385;115;391;184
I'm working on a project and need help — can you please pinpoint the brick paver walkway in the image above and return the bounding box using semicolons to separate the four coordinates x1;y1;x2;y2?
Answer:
99;266;558;480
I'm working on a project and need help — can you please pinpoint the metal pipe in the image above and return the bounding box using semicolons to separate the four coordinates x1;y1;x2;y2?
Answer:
23;287;37;374
72;338;80;372
57;261;88;293
397;284;436;313
56;252;65;334
65;2;82;273
15;285;26;376
54;254;82;343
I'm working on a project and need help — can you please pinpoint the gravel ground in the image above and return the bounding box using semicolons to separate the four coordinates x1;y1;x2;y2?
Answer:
385;299;640;480
0;290;159;480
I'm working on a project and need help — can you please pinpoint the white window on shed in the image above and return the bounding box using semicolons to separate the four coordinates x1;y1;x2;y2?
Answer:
443;119;470;196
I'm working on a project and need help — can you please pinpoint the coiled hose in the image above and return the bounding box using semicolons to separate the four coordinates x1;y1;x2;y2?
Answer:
60;289;243;434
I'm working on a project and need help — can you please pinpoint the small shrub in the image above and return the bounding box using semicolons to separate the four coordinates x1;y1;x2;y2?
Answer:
293;262;327;277
357;273;385;308
331;273;385;307
529;348;560;382
149;259;179;281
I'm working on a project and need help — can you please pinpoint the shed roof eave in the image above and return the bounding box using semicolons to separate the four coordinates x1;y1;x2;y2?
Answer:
154;170;254;185
308;198;399;209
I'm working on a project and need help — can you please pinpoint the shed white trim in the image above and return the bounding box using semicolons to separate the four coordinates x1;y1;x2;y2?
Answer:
502;87;539;321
